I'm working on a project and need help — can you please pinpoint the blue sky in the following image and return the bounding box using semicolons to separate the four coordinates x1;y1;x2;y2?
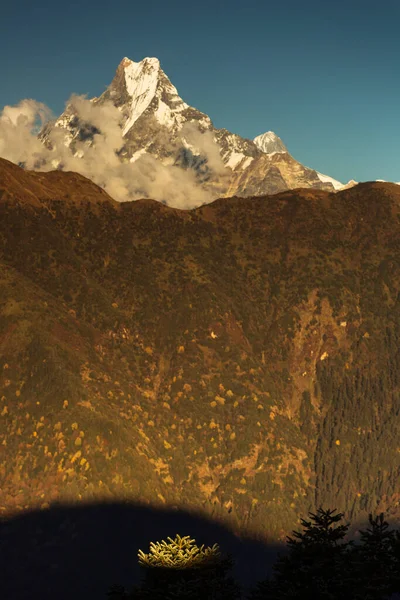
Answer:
1;0;399;184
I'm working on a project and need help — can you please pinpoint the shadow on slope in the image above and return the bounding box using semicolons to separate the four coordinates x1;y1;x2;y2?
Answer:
0;500;286;600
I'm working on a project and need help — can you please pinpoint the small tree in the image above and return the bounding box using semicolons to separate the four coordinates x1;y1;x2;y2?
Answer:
108;533;241;599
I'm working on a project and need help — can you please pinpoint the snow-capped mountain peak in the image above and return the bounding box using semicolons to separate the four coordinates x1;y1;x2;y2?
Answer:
123;57;161;97
253;131;288;154
38;56;349;205
111;56;212;135
120;57;161;134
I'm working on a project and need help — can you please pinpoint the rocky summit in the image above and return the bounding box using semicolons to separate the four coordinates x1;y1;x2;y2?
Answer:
39;56;348;204
1;156;400;547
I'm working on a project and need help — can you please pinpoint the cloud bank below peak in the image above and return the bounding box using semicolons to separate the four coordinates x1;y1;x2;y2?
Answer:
0;96;218;209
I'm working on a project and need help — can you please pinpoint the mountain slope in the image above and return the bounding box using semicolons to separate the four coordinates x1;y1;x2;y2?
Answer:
39;57;345;203
1;158;400;544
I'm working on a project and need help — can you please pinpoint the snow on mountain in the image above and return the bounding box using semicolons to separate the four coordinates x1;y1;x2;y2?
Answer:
122;57;161;134
376;179;400;185
38;56;346;203
316;171;344;190
253;131;288;155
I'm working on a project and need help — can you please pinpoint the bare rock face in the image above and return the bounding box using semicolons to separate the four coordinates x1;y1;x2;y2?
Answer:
39;56;345;202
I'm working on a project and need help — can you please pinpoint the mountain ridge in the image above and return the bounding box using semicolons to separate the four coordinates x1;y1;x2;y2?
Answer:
1;158;400;549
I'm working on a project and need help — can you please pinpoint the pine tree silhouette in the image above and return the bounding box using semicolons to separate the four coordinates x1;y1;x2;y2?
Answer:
247;507;355;599
350;513;396;600
389;528;400;595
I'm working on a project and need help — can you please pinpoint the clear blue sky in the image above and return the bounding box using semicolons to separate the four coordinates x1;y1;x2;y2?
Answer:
1;0;399;184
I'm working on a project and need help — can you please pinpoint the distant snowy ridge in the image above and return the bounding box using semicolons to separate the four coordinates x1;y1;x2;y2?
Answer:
315;171;344;190
376;179;400;185
253;131;288;155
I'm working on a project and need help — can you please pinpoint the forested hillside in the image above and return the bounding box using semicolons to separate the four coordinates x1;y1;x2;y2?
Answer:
1;157;400;545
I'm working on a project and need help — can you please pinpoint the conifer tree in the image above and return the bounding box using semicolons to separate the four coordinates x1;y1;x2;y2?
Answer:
350;512;396;599
248;507;354;599
388;528;400;595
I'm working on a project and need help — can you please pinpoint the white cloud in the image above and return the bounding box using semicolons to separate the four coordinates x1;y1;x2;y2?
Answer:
180;121;226;175
0;96;224;209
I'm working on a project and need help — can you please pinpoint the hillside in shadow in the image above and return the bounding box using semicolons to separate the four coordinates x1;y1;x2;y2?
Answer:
0;500;286;599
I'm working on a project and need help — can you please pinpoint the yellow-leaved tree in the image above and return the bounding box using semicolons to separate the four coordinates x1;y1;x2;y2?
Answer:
107;533;241;599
